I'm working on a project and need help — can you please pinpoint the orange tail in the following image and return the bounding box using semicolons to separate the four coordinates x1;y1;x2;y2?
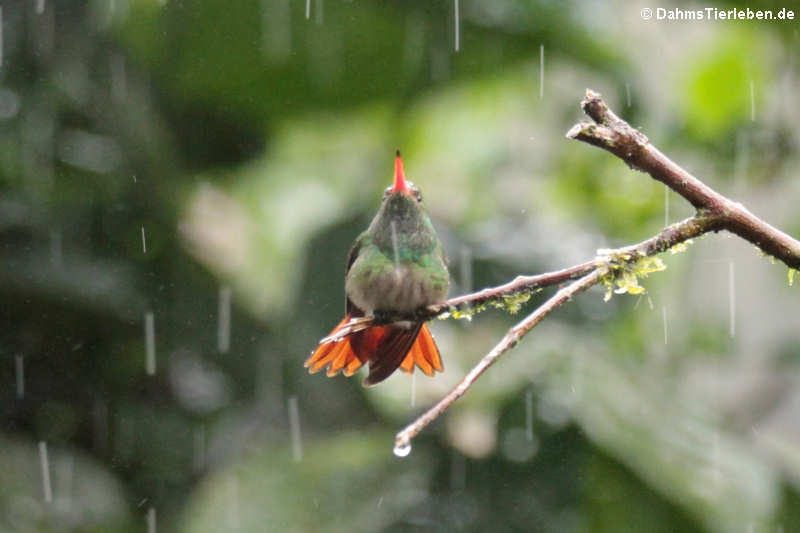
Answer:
305;318;444;386
398;324;444;377
304;315;368;378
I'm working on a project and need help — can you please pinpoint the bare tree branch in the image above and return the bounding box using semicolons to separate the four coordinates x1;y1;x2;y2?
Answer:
389;89;800;450
324;212;720;345
395;269;603;452
425;260;597;315
567;89;800;270
393;214;710;449
321;260;600;344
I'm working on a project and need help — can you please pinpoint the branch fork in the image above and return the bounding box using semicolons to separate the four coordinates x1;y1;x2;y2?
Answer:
326;89;800;451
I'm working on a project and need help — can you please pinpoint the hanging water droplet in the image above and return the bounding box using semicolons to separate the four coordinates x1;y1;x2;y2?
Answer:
393;442;412;457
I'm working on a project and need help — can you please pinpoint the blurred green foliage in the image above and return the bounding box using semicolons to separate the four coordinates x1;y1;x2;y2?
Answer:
2;1;799;532
681;28;766;142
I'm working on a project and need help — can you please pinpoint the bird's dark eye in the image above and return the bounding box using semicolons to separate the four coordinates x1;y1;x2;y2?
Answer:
382;186;392;200
411;185;422;203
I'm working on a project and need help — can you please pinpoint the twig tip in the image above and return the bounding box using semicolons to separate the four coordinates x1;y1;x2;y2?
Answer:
580;89;610;126
565;123;585;139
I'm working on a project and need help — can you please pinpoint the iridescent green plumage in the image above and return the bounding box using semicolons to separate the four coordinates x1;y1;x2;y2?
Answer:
306;152;450;386
345;191;449;315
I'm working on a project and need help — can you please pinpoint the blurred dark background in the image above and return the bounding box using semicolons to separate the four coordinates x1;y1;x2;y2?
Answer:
1;1;799;531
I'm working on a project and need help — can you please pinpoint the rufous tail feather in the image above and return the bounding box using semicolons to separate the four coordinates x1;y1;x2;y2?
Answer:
361;323;422;386
305;318;444;385
304;315;368;377
398;324;443;376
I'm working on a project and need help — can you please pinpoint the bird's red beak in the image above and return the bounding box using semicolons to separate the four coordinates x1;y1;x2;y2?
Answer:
392;150;409;194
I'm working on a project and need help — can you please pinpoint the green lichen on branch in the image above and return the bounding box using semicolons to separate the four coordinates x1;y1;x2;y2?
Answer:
496;290;536;313
755;248;798;277
439;289;539;321
668;239;694;254
439;305;480;321
597;249;667;302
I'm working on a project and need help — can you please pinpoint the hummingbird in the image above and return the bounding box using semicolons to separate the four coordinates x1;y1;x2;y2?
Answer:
304;151;450;386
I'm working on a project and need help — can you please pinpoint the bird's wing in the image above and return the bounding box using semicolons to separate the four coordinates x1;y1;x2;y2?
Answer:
344;232;367;317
